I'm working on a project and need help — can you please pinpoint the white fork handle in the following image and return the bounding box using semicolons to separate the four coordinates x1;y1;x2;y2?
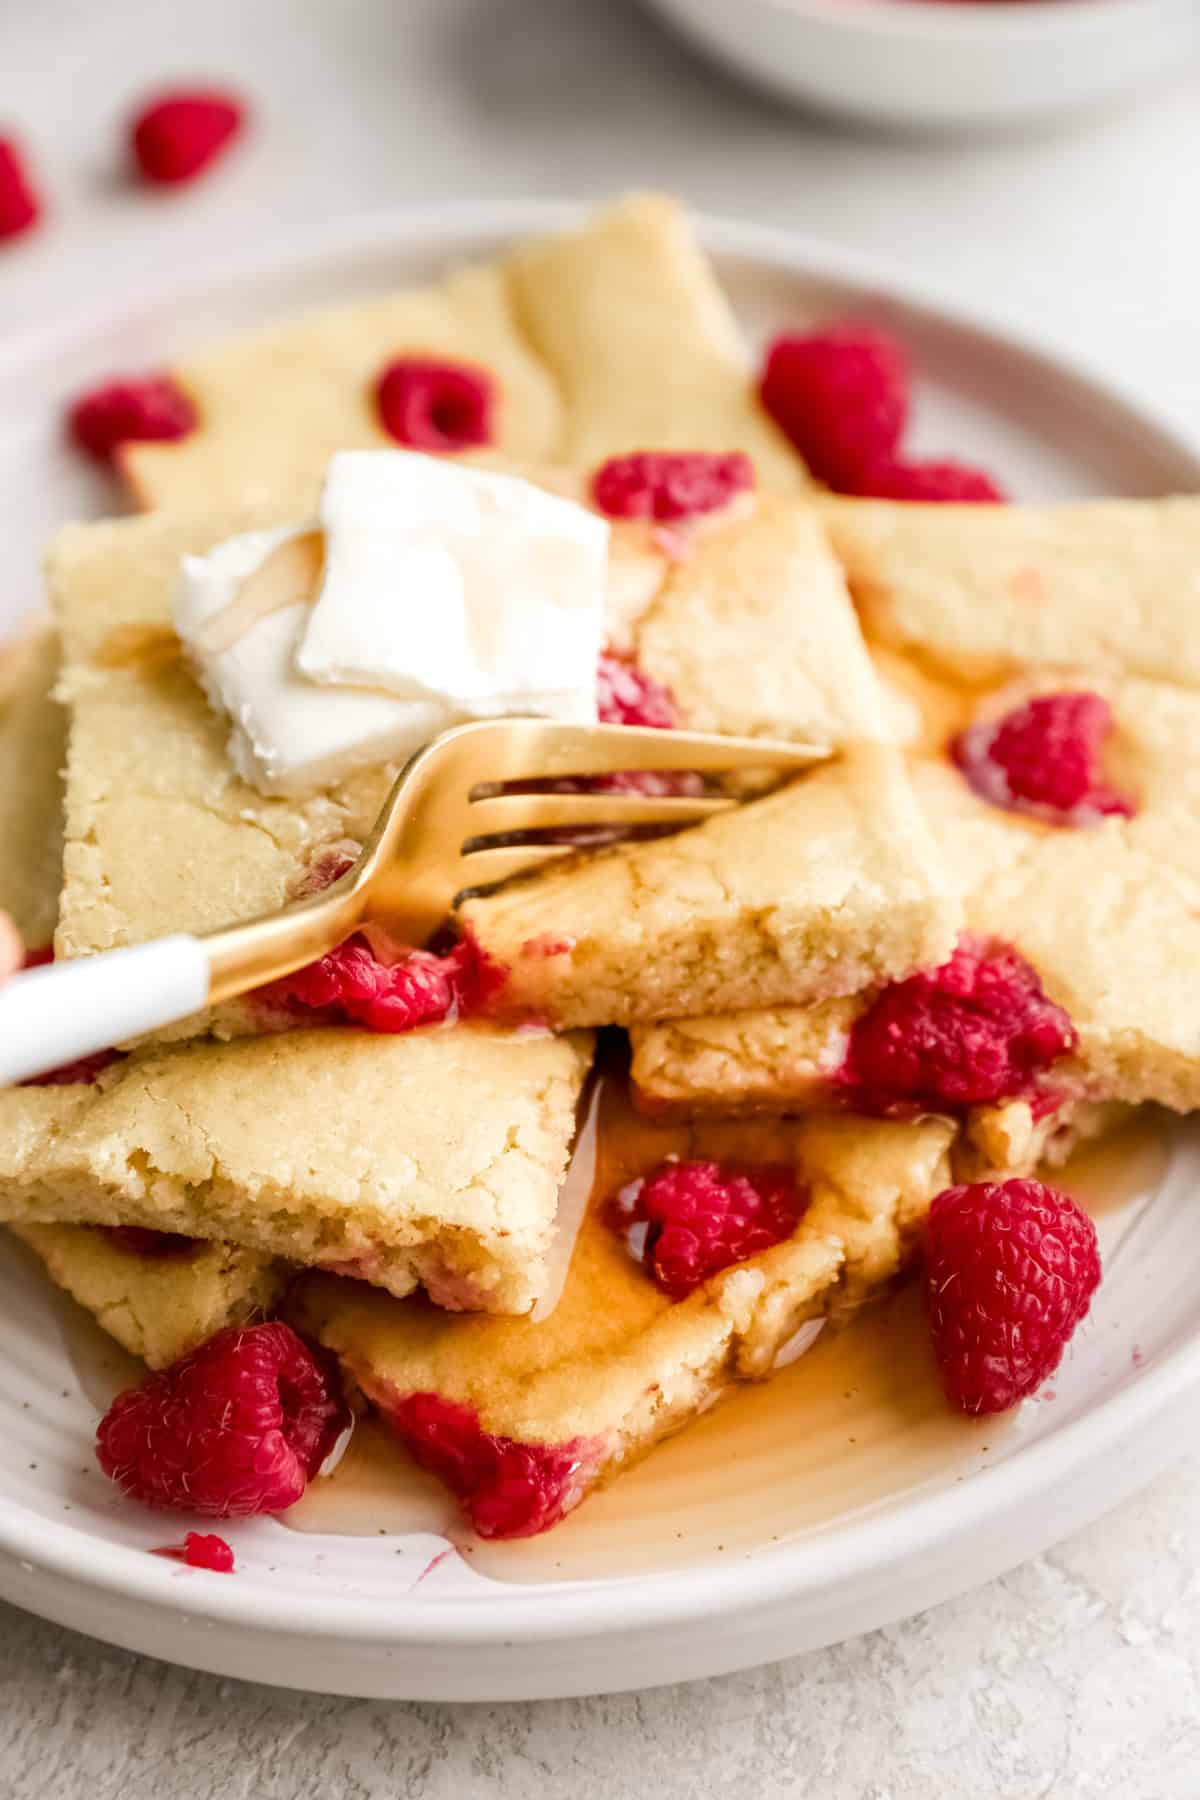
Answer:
0;936;210;1086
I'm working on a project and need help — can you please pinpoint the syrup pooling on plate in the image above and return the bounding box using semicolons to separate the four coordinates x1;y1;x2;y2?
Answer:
285;1110;1164;1579
290;1283;998;1578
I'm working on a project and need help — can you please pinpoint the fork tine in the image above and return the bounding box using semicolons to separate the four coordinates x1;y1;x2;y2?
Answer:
466;791;736;832
455;843;578;891
437;718;829;783
550;720;831;777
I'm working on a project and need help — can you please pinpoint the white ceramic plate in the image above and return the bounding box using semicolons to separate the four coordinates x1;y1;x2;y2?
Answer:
1;203;1199;1703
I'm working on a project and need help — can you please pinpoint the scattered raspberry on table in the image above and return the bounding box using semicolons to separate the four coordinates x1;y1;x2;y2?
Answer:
926;1178;1101;1414
130;89;245;186
0;137;41;242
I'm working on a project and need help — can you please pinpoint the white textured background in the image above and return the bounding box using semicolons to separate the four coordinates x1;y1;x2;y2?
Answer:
4;3;1200;1792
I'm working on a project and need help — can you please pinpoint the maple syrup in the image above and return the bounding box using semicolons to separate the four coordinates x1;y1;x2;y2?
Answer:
39;1071;1163;1579
93;622;182;675
285;1092;1168;1580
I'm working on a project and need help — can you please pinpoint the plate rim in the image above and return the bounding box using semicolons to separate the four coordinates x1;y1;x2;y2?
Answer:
2;196;1200;1660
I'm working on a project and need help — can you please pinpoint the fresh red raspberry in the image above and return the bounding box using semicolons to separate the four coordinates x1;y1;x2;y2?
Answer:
130;90;245;186
610;1160;805;1300
760;324;908;491
68;375;196;464
952;691;1134;826
387;1392;603;1539
21;946;54;969
266;933;502;1031
153;1531;235;1572
842;935;1076;1115
926;1178;1101;1414
850;458;1006;503
0;138;41;242
103;1227;201;1259
96;1323;346;1517
272;939;458;1030
591;450;754;522
375;358;494;452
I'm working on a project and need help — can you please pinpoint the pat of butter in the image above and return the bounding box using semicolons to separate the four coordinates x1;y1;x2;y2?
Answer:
297;450;610;716
175;526;444;794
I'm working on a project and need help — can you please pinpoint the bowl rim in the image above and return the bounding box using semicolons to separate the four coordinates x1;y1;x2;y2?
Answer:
671;0;1163;44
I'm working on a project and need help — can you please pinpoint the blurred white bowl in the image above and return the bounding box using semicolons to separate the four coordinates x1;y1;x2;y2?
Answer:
643;0;1200;131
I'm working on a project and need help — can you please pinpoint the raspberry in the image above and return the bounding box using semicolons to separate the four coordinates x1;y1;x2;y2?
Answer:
130;90;245;186
266;933;502;1031
591;451;754;521
596;650;680;730
153;1531;235;1572
68;375;196;464
926;1178;1101;1414
96;1322;346;1517
0;138;40;242
375;358;494;452
292;845;358;898
21;946;54;969
842;935;1076;1115
387;1392;603;1539
610;1160;805;1300
952;691;1134;826
22;1048;125;1088
850;458;1006;503
593;651;704;798
103;1227;200;1259
759;324;908;491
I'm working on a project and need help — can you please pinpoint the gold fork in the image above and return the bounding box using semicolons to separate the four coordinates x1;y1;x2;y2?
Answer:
0;718;828;1085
